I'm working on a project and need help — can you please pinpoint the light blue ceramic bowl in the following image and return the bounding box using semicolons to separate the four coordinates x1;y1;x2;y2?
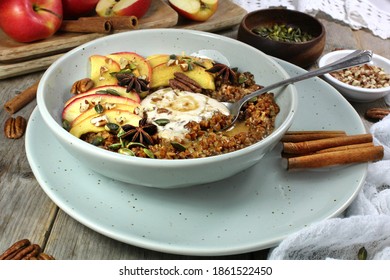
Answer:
37;29;298;188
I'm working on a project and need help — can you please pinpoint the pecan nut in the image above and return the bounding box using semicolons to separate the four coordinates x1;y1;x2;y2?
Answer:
38;252;56;260
169;72;202;93
365;107;390;121
0;239;55;260
4;116;27;139
11;244;41;260
70;78;95;94
0;239;30;260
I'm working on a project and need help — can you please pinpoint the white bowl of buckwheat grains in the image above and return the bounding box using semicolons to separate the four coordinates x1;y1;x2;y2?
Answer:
36;29;298;188
319;49;390;102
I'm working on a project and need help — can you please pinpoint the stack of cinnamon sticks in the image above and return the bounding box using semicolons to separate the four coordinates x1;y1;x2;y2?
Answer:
281;130;384;170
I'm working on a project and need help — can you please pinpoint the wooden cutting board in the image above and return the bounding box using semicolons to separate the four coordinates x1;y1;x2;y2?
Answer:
0;0;247;80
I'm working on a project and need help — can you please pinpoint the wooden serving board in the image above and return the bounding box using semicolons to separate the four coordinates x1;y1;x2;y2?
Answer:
0;0;247;80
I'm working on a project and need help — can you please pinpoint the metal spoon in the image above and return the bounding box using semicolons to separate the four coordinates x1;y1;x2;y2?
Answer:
221;49;373;130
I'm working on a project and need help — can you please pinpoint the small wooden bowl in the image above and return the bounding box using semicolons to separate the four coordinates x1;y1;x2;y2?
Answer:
238;9;326;68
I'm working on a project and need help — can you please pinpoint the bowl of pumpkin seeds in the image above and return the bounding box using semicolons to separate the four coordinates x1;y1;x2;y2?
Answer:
238;8;326;68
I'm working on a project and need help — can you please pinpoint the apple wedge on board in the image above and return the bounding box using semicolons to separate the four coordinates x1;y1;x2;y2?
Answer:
168;0;218;22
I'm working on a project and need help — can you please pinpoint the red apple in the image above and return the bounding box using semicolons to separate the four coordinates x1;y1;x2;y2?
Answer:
168;0;218;22
95;0;151;18
62;0;99;19
0;0;63;43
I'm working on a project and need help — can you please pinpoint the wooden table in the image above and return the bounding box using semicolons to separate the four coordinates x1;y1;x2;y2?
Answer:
0;16;389;260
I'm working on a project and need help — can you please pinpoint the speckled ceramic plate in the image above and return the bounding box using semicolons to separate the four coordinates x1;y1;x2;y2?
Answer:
25;59;367;256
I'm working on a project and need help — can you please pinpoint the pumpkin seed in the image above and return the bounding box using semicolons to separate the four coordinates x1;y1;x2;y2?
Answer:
108;143;122;150
91;136;104;146
358;247;368;260
105;122;120;133
238;74;248;84
171;141;186;152
62;120;71;131
118;148;135;156
252;23;313;43
94;104;104;114
143;148;155;158
117;128;127;138
95;88;120;96
154;118;170;126
126;142;146;148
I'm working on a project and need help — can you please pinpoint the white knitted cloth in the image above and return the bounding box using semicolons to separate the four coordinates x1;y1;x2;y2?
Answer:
268;115;390;260
232;0;390;39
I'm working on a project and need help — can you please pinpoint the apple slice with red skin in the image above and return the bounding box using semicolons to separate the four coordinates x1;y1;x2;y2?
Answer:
71;103;139;127
90;55;121;87
69;109;142;138
63;94;139;123
65;85;140;107
107;52;152;81
95;0;151;18
168;0;218;22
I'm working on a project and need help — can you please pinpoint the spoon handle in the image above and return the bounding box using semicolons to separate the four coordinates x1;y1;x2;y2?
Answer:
243;49;373;102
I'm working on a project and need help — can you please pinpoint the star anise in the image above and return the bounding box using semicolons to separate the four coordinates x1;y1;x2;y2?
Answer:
115;72;149;93
206;63;237;84
120;117;157;145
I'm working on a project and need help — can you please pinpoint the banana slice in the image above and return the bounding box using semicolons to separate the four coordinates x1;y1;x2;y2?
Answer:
141;88;229;140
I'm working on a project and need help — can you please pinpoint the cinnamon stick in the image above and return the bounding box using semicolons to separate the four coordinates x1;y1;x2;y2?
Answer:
281;130;347;142
60;19;112;33
315;142;374;154
282;133;373;155
79;16;139;30
285;145;384;170
4;80;40;114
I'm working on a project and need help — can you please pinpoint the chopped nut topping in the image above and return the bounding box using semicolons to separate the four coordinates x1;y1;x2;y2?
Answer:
105;103;116;110
119;57;128;69
79;100;90;113
90;115;109;127
115;116;127;124
99;66;109;80
331;64;390;89
91;96;102;105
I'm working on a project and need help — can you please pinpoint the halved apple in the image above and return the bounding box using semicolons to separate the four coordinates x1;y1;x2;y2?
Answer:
168;0;218;22
150;62;215;90
71;102;139;127
95;0;151;18
69;109;141;138
63;94;139;123
89;55;121;87
107;52;152;80
65;85;140;107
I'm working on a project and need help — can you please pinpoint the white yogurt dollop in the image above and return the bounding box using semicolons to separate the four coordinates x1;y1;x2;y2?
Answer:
140;88;229;140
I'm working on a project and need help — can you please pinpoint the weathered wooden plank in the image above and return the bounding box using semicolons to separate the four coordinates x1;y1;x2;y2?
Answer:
0;72;58;255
